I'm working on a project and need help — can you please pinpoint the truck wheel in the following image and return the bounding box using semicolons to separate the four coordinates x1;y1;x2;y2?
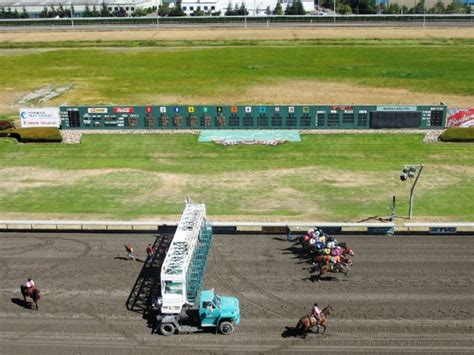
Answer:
159;322;176;336
218;321;235;335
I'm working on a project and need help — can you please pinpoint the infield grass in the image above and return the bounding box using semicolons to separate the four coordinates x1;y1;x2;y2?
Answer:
0;40;473;107
0;134;473;221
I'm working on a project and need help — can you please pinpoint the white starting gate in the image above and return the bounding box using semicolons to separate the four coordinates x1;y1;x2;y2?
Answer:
160;200;207;314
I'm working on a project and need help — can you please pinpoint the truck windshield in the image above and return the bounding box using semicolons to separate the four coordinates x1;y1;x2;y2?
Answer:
212;295;221;307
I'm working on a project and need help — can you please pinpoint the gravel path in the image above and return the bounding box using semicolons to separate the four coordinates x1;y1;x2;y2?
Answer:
0;232;472;353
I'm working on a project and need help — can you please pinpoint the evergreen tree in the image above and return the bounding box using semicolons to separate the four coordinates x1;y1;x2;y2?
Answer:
57;4;65;18
39;6;49;18
100;2;111;17
273;1;283;15
265;6;271;15
21;6;29;18
91;5;100;17
293;0;305;15
238;2;249;15
224;2;234;16
49;5;57;18
13;9;20;18
83;5;92;17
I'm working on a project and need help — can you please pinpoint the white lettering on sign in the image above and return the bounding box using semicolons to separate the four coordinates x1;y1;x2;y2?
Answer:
19;108;60;128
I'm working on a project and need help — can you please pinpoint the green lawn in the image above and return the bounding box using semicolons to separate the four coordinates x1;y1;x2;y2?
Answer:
1;39;473;221
0;134;473;221
0;40;473;106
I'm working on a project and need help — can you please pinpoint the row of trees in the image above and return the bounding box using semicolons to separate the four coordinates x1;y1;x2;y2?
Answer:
320;0;471;15
0;0;471;19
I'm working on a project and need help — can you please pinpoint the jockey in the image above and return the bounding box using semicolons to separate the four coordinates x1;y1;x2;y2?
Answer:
146;244;155;258
311;302;322;323
26;278;35;289
124;244;135;260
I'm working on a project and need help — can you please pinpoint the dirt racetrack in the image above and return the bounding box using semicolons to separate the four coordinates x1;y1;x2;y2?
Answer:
1;27;474;42
0;232;473;354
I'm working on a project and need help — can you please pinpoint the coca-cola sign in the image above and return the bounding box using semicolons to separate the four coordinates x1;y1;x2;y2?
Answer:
113;107;134;113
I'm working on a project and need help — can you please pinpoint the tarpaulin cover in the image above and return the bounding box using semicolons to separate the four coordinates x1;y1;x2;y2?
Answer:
198;130;301;145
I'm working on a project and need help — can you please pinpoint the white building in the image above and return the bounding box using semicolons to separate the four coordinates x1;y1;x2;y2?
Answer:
1;0;314;17
179;0;314;16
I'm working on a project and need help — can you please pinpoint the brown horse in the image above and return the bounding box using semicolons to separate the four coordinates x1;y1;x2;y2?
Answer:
20;285;41;310
316;262;350;281
295;305;334;337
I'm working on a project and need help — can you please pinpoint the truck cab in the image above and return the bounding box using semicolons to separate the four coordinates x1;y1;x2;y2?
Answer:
199;289;240;334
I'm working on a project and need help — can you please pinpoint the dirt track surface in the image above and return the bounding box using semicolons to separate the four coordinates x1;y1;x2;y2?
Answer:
1;27;474;42
0;232;473;354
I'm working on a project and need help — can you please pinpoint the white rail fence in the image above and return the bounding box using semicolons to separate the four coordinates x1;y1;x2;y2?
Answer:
0;220;473;234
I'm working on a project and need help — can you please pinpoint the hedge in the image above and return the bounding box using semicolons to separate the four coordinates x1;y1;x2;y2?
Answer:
0;120;14;130
8;127;62;143
439;127;474;142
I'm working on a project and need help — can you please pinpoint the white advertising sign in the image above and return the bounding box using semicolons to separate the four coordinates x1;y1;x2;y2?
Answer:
19;108;60;128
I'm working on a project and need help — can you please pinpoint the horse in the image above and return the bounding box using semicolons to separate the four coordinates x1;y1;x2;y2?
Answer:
314;262;351;281
20;285;41;310
295;304;334;337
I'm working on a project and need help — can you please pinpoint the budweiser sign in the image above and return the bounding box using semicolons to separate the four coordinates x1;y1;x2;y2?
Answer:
447;108;474;127
113;107;134;113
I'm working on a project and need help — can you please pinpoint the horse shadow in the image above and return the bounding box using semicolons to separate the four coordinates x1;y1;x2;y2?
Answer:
11;297;31;309
281;326;316;338
114;256;145;263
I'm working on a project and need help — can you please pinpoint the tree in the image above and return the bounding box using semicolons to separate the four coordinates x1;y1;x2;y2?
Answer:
168;1;186;16
83;5;92;17
238;2;249;15
385;3;401;14
39;6;49;18
446;0;470;14
48;5;57;18
337;3;352;14
429;1;445;14
21;6;29;18
193;8;205;16
115;7;128;17
273;1;283;15
225;3;234;16
57;4;66;18
285;0;305;15
91;5;100;17
158;4;170;16
100;2;111;17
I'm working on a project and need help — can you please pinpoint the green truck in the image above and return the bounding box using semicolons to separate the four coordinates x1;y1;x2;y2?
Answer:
155;289;240;336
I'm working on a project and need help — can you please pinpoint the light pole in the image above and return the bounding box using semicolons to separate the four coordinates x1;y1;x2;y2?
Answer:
400;164;424;219
333;0;336;27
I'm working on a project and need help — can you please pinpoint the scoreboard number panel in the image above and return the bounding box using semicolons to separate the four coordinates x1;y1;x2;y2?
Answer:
59;105;447;130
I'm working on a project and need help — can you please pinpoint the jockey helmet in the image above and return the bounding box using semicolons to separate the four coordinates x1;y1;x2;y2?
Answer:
27;278;32;282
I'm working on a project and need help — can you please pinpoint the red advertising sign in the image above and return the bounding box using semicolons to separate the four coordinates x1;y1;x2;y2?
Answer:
447;108;474;127
146;106;152;113
113;107;134;113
